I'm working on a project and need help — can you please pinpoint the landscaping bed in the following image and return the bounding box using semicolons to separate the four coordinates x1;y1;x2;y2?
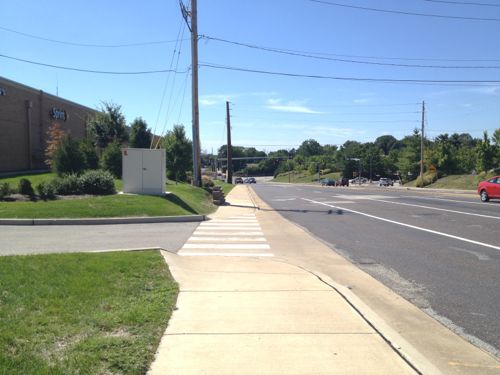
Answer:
0;250;178;375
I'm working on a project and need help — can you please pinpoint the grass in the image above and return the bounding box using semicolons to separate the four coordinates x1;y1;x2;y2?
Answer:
272;171;341;183
0;172;56;189
0;250;178;375
0;173;217;218
213;179;235;196
404;172;496;190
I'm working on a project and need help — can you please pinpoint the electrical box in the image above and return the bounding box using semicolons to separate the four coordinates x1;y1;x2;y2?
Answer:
122;148;166;195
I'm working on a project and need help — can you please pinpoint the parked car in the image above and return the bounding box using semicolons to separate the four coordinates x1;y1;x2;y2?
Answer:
320;178;335;186
477;176;500;202
378;177;394;187
337;177;349;186
349;177;367;184
245;177;256;184
234;177;244;184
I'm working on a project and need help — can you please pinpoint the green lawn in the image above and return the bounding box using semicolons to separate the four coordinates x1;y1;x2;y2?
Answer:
405;173;496;190
272;171;341;183
0;173;217;218
0;171;56;188
213;179;235;196
0;250;178;375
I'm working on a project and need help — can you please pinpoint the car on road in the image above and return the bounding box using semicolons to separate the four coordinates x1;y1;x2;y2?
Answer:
378;177;394;187
320;178;336;186
337;177;349;186
477;176;500;202
349;177;367;184
244;177;256;184
234;177;244;184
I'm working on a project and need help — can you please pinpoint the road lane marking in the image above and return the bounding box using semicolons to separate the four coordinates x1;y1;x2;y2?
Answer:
193;231;264;236
302;198;500;251
178;252;274;257
403;195;487;206
366;198;500;220
183;244;271;249
188;237;267;242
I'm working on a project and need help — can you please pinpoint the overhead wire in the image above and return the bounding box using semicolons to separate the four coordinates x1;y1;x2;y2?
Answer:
307;0;500;22
201;35;500;69
0;25;190;48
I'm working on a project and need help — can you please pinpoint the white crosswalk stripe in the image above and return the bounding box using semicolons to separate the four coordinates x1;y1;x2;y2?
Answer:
178;214;273;257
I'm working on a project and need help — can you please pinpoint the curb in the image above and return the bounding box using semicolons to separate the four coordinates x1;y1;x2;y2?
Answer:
0;215;205;226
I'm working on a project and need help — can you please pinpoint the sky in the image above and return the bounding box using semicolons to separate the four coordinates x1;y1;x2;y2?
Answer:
1;0;499;153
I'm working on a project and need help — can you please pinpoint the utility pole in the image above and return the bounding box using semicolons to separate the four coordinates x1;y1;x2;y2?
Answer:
180;0;201;186
420;101;425;187
226;101;233;184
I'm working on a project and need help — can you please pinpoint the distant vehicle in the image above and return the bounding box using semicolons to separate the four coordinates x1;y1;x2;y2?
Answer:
337;177;349;186
320;178;335;186
245;177;256;184
235;177;244;184
378;177;394;187
477;176;500;202
349;177;367;184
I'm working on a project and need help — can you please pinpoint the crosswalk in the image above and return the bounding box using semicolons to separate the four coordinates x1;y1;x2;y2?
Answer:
178;213;273;257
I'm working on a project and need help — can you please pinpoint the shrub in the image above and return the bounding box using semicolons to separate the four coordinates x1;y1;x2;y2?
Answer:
18;178;35;196
100;141;122;178
0;182;11;200
36;181;56;200
79;139;99;170
52;136;86;176
202;176;214;188
415;172;438;188
78;170;116;195
52;174;81;195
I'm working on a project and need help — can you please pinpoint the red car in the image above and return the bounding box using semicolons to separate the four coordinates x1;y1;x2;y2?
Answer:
477;176;500;202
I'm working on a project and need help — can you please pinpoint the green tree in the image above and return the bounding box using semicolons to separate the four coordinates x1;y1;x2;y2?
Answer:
129;117;152;148
297;139;323;157
475;131;495;173
162;125;193;181
79;139;99;170
100;141;123;178
375;135;397;156
87;102;128;148
52;136;86;176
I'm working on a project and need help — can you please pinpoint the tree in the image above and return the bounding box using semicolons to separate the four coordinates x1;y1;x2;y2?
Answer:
52;136;86;176
87;102;128;148
475;131;495;173
45;122;67;168
162;125;193;181
129;117;152;148
375;135;397;156
79;139;99;170
297;139;323;157
493;128;500;146
100;141;123;178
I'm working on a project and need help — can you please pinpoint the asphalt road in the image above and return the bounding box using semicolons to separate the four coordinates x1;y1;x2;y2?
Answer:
0;222;198;256
252;183;500;357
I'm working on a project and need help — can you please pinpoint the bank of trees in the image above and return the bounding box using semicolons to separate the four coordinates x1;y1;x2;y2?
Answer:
217;128;499;183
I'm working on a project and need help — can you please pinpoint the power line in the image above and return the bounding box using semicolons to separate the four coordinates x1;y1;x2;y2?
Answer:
422;0;500;7
201;35;500;69
0;25;190;48
200;62;500;86
308;0;500;22
0;53;189;75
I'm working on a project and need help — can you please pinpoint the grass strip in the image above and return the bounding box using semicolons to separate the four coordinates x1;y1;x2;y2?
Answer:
0;250;178;375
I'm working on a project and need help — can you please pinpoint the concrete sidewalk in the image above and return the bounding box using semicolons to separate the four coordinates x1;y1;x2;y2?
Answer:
148;185;499;374
148;186;416;374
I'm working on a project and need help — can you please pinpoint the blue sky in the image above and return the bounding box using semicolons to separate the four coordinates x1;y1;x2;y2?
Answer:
1;0;499;153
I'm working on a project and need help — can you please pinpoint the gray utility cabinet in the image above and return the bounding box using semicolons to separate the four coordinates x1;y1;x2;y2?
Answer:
122;148;166;195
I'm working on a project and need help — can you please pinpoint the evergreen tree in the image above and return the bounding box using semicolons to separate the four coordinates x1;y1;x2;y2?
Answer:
129;117;152;148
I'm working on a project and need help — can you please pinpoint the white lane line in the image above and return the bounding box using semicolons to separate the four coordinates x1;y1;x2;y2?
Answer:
303;198;500;251
323;201;355;204
178;252;274;257
209;220;258;223
197;227;262;232
193;231;264;236
188;237;267;242
403;195;486;206
367;198;500;220
199;223;260;226
182;244;271;250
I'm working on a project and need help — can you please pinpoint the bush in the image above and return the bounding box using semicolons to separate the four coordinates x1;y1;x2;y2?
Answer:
36;181;56;200
52;136;86;176
52;174;81;195
78;170;116;195
79;139;99;170
202;176;214;188
415;172;438;188
0;182;11;200
18;178;34;196
100;141;122;178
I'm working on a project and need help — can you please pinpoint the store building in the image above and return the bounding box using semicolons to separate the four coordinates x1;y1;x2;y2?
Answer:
0;76;98;173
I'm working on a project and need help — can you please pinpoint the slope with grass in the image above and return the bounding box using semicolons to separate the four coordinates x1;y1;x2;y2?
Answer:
272;171;341;183
405;172;496;190
0;250;177;375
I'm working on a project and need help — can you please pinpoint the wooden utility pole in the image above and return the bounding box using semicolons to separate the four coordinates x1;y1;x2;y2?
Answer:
181;0;201;186
226;101;233;184
420;101;425;187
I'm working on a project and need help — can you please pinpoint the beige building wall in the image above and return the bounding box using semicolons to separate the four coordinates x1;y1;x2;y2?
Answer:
0;77;98;172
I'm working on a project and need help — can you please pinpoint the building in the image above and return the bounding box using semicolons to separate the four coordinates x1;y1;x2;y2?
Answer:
0;76;98;173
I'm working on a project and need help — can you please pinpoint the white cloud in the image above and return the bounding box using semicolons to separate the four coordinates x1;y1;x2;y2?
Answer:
266;98;325;114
